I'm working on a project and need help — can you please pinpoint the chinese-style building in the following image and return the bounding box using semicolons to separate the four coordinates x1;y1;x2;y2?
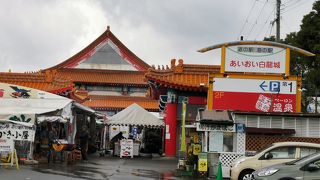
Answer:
0;26;158;115
145;59;220;156
0;70;73;95
46;26;158;115
145;41;320;158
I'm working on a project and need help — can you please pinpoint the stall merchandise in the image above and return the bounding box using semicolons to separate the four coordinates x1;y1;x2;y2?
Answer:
107;103;164;156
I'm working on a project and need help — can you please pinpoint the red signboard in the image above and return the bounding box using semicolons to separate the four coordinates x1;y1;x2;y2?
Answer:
213;92;296;112
212;78;297;113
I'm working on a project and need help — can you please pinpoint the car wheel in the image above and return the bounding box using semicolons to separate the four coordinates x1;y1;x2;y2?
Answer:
239;170;254;180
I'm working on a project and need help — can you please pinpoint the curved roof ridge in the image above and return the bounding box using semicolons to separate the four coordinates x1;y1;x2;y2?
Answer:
47;26;150;71
57;68;145;74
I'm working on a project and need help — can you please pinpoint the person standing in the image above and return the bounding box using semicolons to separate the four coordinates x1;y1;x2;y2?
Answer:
48;126;58;163
79;126;90;161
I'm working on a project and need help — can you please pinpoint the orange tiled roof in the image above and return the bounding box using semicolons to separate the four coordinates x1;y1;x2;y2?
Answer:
69;90;89;103
56;68;147;85
82;95;159;111
0;70;74;93
145;59;220;91
47;26;150;71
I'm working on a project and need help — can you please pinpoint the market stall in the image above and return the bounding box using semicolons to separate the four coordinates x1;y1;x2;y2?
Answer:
0;82;74;163
107;103;164;157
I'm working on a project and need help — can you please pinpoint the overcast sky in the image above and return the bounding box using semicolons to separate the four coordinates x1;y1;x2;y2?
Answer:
0;0;316;72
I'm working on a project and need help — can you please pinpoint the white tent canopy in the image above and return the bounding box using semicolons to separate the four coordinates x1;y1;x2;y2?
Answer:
107;103;164;127
0;98;73;126
0;98;72;115
0;82;73;125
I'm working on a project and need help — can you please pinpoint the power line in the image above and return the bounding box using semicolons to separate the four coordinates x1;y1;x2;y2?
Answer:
237;0;258;40
282;0;312;14
246;0;269;40
282;0;300;6
269;23;275;36
283;0;302;8
255;6;276;39
263;19;274;38
281;18;293;33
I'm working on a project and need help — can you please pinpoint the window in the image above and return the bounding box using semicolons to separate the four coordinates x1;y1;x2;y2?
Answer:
313;159;320;167
300;147;320;158
223;132;233;152
267;146;296;159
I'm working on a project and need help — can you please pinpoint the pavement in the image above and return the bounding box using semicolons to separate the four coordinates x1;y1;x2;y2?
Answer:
0;154;183;180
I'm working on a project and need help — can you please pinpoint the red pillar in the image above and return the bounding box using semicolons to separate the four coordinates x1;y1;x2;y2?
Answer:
165;103;177;157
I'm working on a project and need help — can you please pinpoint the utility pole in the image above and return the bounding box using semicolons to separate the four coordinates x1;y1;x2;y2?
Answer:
276;0;281;42
315;87;318;113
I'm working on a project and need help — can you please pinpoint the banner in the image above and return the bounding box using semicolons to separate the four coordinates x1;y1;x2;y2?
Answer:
180;102;186;152
0;114;35;125
0;82;68;99
0;123;35;141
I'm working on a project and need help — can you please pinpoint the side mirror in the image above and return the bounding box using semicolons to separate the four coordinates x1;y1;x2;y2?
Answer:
306;163;320;172
264;152;273;160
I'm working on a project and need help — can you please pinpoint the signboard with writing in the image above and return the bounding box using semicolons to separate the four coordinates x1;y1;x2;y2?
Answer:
236;123;245;133
0;114;35;125
132;126;138;139
198;152;208;172
120;139;133;158
212;78;297;112
0;124;35;141
196;123;235;132
0;139;19;169
0;139;14;152
225;45;286;74
0;82;68;99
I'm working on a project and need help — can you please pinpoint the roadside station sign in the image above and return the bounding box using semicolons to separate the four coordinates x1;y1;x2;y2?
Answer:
199;41;315;113
212;78;297;112
225;45;286;74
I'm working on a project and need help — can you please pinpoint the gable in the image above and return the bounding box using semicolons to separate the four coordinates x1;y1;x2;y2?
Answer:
47;27;150;72
74;40;137;71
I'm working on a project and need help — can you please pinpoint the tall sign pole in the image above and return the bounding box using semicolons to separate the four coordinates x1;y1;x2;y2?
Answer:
276;0;281;42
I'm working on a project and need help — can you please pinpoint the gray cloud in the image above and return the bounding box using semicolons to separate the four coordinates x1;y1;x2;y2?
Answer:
0;0;315;71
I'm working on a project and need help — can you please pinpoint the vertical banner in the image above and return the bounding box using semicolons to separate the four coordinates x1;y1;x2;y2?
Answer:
180;102;186;152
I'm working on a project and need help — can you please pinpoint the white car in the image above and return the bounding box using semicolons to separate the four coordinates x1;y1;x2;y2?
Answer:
230;142;320;180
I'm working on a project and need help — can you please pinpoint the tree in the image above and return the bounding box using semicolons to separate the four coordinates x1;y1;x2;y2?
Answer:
291;1;320;112
264;1;320;112
294;1;320;111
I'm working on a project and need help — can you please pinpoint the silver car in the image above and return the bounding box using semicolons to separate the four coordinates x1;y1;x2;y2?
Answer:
253;153;320;180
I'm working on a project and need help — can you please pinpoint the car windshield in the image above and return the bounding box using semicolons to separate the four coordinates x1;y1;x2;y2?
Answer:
285;153;319;165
